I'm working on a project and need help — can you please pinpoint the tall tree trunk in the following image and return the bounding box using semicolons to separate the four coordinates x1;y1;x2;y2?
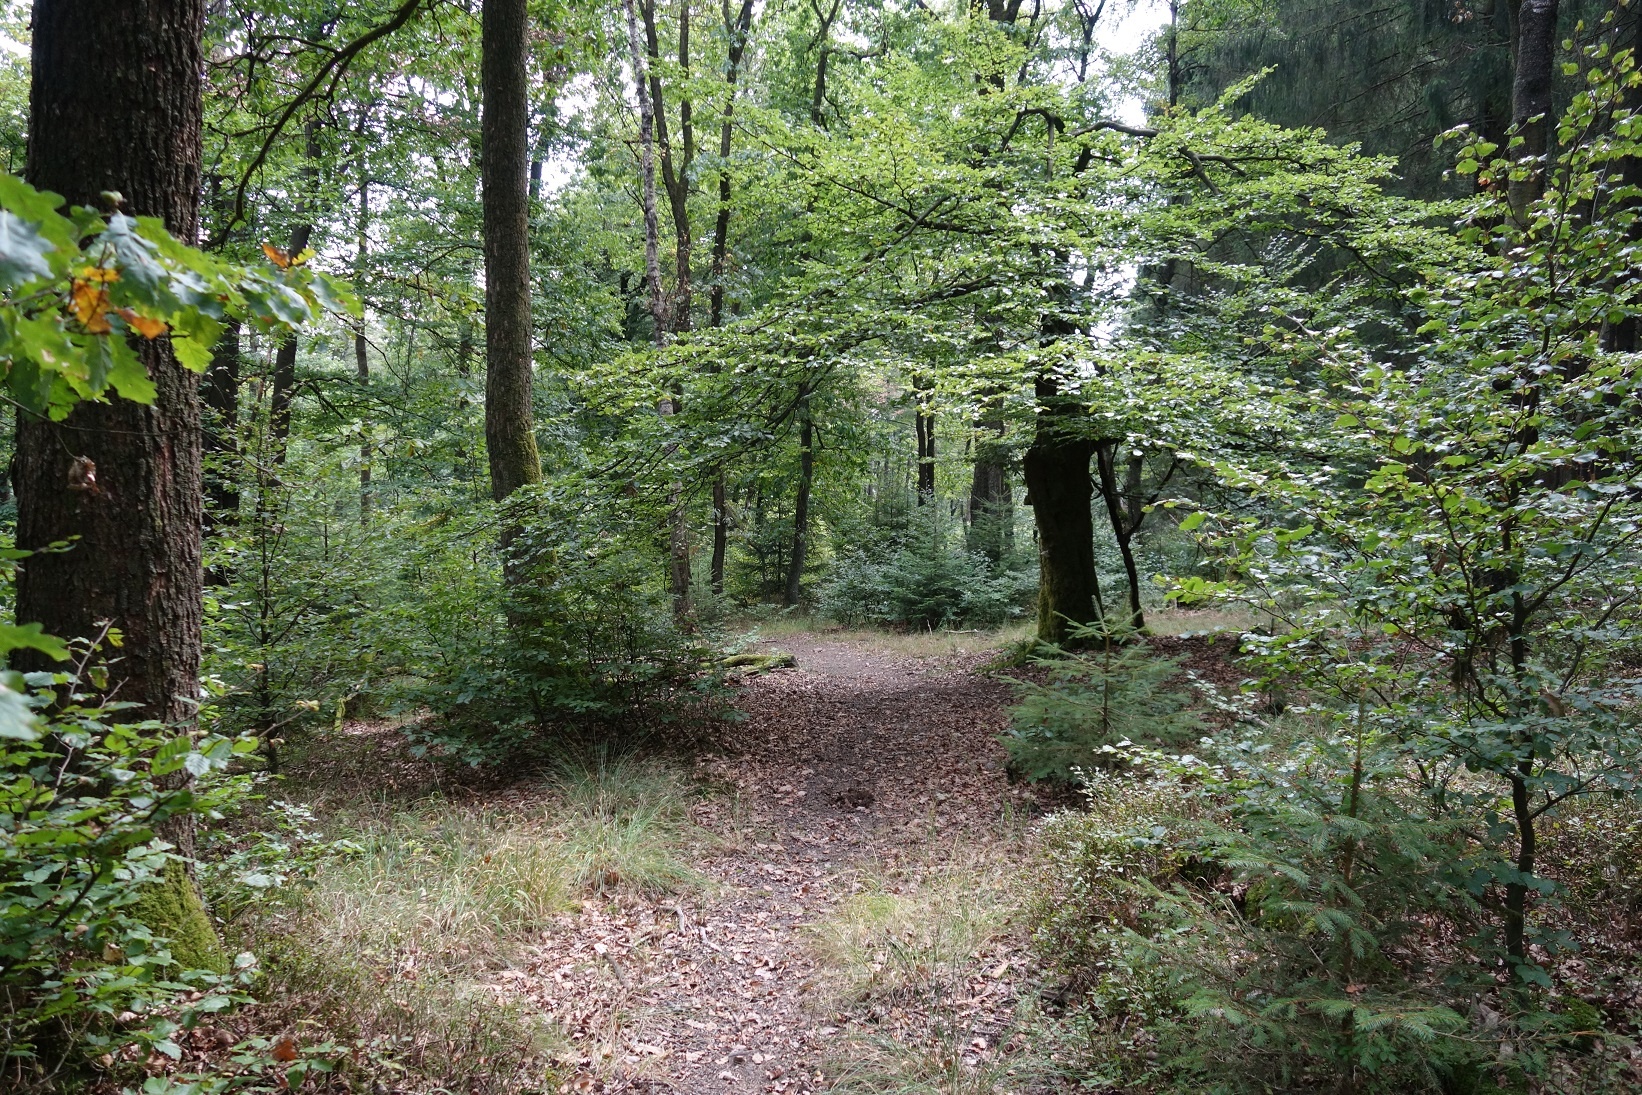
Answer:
626;0;667;342
914;379;936;503
1023;374;1101;646
967;413;1010;563
19;0;219;966
202;320;241;533
355;184;372;525
627;0;691;616
784;392;814;607
1507;0;1560;218
809;0;843;128
708;0;756;598
268;121;320;465
482;0;542;508
711;475;729;597
1094;440;1145;632
1603;8;1642;352
642;0;695;333
709;0;755;328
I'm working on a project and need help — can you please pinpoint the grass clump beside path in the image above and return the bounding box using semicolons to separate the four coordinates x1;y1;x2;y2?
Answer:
205;743;710;1094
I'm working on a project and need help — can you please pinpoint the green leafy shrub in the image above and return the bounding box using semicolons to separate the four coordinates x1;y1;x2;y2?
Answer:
1005;627;1200;782
0;653;259;1092
1030;771;1201;1028
411;481;725;765
817;511;1035;630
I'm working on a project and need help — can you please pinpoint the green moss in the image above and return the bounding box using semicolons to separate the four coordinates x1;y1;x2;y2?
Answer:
133;859;226;972
721;651;796;674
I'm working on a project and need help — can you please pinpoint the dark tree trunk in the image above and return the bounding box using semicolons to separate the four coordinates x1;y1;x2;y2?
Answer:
1507;0;1560;218
1602;9;1642;353
711;474;729;597
784;396;814;607
20;0;207;719
482;0;542;505
967;415;1010;563
707;0;756;598
202;320;241;533
1023;377;1101;646
268;119;320;465
355;172;372;524
642;0;695;333
915;394;936;503
19;0;219;964
1094;440;1145;631
267;223;311;464
626;0;691;616
810;0;843;127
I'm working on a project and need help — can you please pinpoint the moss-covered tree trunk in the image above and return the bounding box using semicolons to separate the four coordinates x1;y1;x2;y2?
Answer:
20;0;221;970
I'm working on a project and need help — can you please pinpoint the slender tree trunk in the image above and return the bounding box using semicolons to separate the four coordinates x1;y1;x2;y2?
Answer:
967;414;1010;563
711;475;729;597
627;0;692;616
708;0;756;598
809;0;843;128
482;0;542;508
269;121;320;465
914;381;936;503
1094;440;1145;631
202;320;241;533
355;152;373;525
1508;0;1560;218
20;0;219;965
627;0;667;342
784;393;814;607
642;0;694;333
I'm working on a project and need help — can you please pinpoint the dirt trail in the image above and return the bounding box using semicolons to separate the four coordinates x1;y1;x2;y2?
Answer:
508;637;1033;1094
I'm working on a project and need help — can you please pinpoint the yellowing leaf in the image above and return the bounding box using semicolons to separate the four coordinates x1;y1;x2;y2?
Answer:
116;308;168;339
261;242;292;269
70;279;112;332
76;265;118;283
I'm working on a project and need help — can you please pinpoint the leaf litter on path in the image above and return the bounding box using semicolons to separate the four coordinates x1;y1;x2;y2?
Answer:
490;636;1050;1095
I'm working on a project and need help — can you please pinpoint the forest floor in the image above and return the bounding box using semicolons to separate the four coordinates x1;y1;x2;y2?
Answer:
486;634;1052;1095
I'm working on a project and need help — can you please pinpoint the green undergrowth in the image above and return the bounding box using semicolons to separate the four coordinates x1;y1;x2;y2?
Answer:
1022;759;1642;1095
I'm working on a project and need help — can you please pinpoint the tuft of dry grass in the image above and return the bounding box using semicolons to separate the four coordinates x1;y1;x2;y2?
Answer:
1141;605;1256;637
807;844;1021;1005
732;615;1036;660
220;747;710;1092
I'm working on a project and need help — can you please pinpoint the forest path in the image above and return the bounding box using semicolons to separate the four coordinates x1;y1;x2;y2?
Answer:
507;635;1039;1095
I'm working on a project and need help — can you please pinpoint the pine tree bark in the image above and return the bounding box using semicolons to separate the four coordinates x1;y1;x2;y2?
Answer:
19;0;220;965
19;0;207;722
482;0;542;506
